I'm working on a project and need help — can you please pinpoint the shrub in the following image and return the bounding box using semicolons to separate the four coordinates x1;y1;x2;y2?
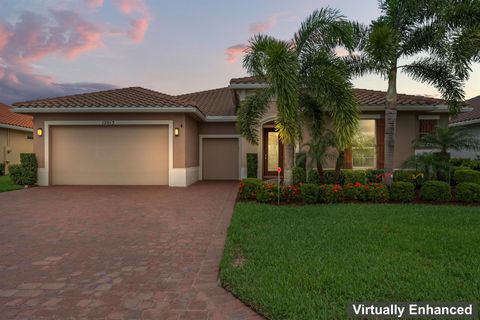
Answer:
0;163;4;176
420;180;451;201
343;170;366;184
239;178;262;200
292;167;306;185
18;153;37;185
282;185;301;203
342;182;363;200
394;170;424;187
366;169;385;183
361;183;389;203
300;184;318;204
256;183;280;203
451;158;480;171
324;170;345;185
295;153;307;169
453;168;480;185
307;169;320;184
390;182;415;202
318;184;343;203
246;154;258;178
8;164;25;185
455;183;480;202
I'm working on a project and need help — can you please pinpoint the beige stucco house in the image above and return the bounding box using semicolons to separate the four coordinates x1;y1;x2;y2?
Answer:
449;96;480;159
12;77;452;186
0;102;34;173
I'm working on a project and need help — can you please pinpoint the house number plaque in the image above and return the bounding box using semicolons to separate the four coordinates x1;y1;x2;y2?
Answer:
101;120;115;126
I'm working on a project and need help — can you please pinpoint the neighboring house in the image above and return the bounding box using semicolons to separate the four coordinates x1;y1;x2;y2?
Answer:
0;102;34;173
12;77;456;186
449;95;480;159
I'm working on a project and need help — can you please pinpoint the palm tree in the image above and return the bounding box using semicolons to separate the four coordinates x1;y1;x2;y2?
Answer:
237;8;359;184
403;152;450;181
303;130;337;184
346;0;479;184
413;127;480;159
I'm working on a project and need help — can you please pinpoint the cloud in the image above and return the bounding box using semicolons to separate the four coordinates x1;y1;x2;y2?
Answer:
113;0;148;15
113;0;151;43
226;44;248;64
128;17;149;43
249;15;278;34
85;0;104;10
0;23;11;51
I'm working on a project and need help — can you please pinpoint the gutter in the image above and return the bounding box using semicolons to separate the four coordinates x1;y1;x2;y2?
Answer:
0;123;33;132
449;118;480;127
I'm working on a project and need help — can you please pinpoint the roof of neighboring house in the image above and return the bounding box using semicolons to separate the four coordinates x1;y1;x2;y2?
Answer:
449;96;480;124
230;76;446;106
0;102;33;129
177;87;237;116
13;87;198;111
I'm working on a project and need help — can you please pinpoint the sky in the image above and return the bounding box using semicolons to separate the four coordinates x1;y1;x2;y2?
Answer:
0;0;478;104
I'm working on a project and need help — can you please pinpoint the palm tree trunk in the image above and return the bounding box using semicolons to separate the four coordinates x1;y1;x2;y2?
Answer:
384;67;398;185
334;151;344;183
283;144;294;185
317;162;325;184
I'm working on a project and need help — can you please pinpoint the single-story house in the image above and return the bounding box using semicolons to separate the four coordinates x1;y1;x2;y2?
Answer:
0;102;34;173
12;77;454;186
449;95;480;159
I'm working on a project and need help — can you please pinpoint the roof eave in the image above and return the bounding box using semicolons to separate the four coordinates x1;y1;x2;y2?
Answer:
229;83;268;89
449;118;480;126
0;123;33;132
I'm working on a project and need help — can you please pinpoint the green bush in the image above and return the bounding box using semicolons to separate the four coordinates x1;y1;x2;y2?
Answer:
292;167;306;185
307;169;320;184
455;183;480;202
295;153;306;169
451;158;480;171
420;180;452;201
0;163;4;176
8;164;26;185
362;183;389;203
390;182;415;202
318;184;343;203
366;169;385;183
453;169;480;185
300;184;318;204
324;170;345;185
343;170;366;184
342;182;363;200
256;183;280;203
394;170;424;187
239;178;263;200
18;153;37;185
246;154;258;178
282;185;301;203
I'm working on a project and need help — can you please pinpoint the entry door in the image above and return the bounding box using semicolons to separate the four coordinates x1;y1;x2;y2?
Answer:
263;128;284;177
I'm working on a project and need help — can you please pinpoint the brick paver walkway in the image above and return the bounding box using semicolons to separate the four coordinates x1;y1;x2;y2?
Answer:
0;182;261;319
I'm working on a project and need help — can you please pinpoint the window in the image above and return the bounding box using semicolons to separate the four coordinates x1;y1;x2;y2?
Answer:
419;119;438;137
352;120;376;169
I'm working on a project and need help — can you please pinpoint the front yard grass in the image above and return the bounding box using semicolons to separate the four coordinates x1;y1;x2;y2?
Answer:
220;203;480;319
0;176;22;192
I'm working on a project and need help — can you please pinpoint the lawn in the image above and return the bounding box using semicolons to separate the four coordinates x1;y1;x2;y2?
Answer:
220;203;480;319
0;176;22;192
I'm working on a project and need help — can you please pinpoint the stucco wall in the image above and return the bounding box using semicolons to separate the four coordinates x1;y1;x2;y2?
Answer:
198;122;237;135
1;128;33;171
184;115;199;167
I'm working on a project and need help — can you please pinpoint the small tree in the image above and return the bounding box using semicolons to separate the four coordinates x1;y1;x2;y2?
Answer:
303;130;336;183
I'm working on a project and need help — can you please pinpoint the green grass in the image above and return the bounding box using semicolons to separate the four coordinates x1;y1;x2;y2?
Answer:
0;176;22;192
220;203;480;319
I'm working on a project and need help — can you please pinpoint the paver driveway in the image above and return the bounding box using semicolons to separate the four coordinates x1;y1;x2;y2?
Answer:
0;182;261;320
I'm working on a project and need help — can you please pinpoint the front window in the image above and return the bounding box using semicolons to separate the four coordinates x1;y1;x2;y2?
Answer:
419;119;438;137
352;120;376;169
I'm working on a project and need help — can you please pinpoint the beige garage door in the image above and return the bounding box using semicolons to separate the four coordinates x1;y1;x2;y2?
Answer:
202;138;239;180
51;125;168;185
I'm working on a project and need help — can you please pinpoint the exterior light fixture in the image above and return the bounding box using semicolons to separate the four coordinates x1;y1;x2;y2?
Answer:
37;128;43;137
174;128;180;136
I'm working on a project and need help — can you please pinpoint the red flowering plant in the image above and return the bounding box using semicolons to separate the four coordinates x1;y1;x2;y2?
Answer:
282;184;301;203
256;182;280;203
238;178;263;200
363;183;390;202
318;184;343;203
342;182;363;200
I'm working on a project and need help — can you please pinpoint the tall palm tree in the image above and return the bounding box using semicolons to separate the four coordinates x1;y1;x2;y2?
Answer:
237;8;359;183
346;0;479;184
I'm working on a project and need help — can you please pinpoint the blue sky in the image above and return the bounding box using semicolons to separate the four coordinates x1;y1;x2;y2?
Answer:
0;0;478;103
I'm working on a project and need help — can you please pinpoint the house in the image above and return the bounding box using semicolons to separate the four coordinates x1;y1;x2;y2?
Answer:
0;102;34;173
449;96;480;159
12;77;453;186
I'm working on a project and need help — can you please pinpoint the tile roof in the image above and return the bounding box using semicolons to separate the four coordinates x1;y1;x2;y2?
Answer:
0;102;33;129
13;87;198;110
177;87;237;116
230;76;446;106
450;96;480;124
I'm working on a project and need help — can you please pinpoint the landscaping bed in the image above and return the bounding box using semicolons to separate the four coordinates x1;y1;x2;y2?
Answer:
220;203;480;319
0;176;22;192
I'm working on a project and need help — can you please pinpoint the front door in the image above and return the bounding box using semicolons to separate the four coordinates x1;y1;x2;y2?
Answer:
263;127;284;177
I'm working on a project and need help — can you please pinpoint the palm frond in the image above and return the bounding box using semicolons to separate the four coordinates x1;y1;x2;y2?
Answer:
413;127;480;153
236;89;271;145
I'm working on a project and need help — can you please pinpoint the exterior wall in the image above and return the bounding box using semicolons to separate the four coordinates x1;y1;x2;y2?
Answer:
185;115;199;167
393;112;417;168
0;127;33;173
450;123;480;159
198;122;237;135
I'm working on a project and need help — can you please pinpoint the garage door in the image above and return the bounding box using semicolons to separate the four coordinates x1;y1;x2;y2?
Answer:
51;125;168;185
202;138;239;180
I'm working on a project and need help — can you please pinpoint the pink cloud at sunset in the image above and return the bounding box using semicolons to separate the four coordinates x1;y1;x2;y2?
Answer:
128;17;149;43
249;15;278;33
85;0;104;10
113;0;151;43
226;44;248;64
114;0;148;15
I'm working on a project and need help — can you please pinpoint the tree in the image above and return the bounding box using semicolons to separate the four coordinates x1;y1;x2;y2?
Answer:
303;130;337;184
413;126;480;159
346;0;480;184
403;152;450;181
237;8;359;183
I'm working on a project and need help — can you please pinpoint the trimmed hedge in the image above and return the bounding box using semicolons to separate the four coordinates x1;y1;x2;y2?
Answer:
256;183;280;203
239;178;262;200
292;167;306;185
307;169;320;184
453;169;480;185
300;184;318;204
451;158;480;171
318;184;343;203
366;169;385;183
456;183;480;202
420;180;451;201
362;183;389;203
246;153;258;178
8;153;37;185
324;170;345;185
390;182;415;202
343;170;366;184
394;170;424;187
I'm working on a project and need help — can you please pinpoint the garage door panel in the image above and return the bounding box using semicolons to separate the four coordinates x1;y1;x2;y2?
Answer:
51;126;168;185
202;138;238;180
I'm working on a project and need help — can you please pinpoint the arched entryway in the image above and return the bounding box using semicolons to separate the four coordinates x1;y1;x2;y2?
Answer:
262;121;284;178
